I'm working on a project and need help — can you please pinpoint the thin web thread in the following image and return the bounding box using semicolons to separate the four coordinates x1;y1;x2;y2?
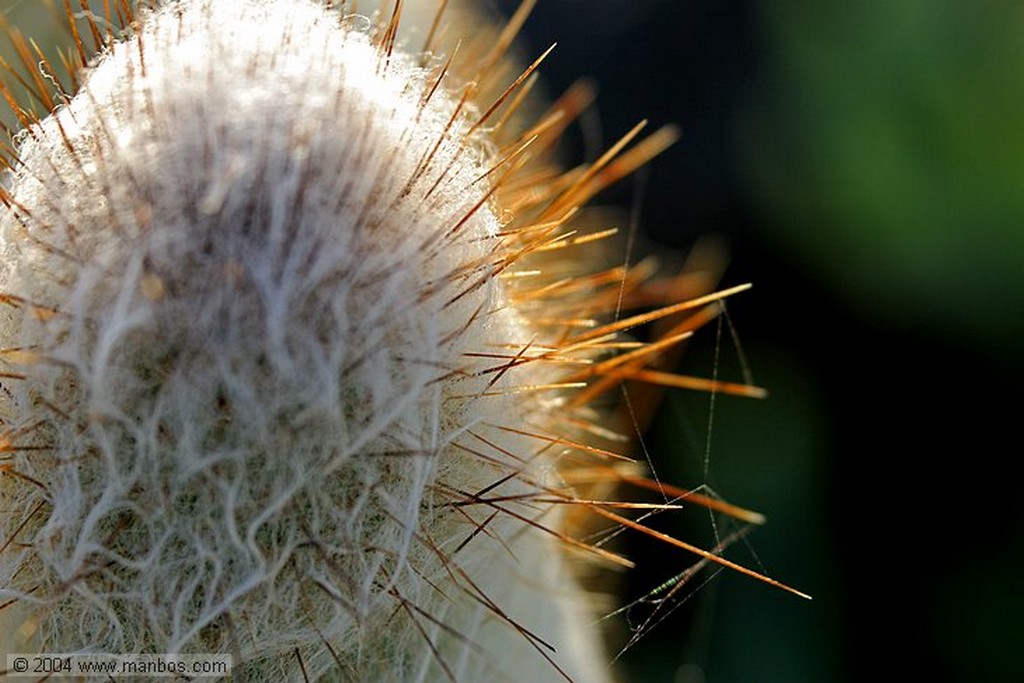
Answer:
722;305;773;576
703;304;725;552
703;302;724;481
615;165;668;501
724;301;756;387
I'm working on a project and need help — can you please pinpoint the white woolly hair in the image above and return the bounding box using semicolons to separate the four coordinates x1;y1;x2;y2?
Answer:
0;0;610;681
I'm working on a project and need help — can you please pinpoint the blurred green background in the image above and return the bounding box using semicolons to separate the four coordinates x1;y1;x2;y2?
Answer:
3;0;1021;681
507;1;1024;682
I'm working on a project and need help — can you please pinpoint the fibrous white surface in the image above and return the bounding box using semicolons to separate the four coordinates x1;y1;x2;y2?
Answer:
0;1;610;680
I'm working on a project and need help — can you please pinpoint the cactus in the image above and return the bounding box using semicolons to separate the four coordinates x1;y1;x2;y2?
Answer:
0;2;801;681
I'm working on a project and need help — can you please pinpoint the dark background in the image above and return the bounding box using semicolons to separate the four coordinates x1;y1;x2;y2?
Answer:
499;1;1024;682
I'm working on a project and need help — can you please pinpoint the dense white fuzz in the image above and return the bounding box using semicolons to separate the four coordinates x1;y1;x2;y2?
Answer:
0;1;610;680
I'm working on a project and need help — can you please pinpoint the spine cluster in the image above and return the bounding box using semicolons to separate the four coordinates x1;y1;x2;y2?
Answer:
0;2;791;681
